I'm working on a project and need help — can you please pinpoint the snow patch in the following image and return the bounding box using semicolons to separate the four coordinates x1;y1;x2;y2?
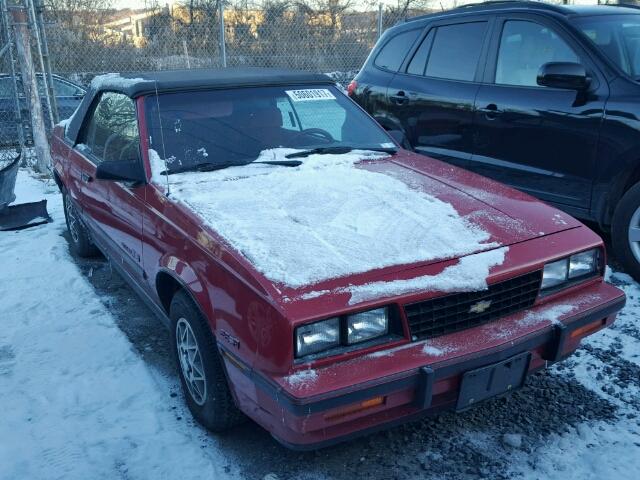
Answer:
299;289;330;300
519;304;576;328
166;148;500;288
90;72;145;90
148;148;169;186
422;343;454;357
284;368;318;388
347;247;508;305
0;171;238;479
552;213;568;226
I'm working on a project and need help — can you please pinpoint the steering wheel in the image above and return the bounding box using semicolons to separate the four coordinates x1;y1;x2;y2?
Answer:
292;128;334;143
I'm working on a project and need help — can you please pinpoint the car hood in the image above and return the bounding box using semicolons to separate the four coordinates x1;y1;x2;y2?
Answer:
165;149;581;309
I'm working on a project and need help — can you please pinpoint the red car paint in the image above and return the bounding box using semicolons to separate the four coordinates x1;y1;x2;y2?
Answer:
51;97;625;449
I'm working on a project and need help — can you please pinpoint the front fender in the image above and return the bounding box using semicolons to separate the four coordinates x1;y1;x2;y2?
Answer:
157;254;214;326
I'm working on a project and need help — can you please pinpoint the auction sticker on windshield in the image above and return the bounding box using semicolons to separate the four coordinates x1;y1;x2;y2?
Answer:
286;89;336;102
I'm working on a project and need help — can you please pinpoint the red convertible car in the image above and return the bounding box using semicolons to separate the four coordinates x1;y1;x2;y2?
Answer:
51;69;625;449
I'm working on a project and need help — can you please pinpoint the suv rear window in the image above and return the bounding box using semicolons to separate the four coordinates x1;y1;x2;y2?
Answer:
374;29;421;72
424;22;487;81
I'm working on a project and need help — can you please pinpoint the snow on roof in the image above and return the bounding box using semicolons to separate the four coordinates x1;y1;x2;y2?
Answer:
164;148;502;290
90;72;146;91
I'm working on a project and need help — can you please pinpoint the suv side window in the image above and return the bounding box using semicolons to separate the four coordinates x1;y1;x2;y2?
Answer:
496;20;579;87
424;22;488;81
80;92;139;164
407;29;435;75
374;29;421;72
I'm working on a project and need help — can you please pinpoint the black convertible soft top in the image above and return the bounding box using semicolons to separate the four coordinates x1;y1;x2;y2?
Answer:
65;67;333;144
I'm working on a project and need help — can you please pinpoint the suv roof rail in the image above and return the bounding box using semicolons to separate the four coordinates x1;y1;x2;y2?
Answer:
614;3;640;10
405;0;568;23
453;1;568;13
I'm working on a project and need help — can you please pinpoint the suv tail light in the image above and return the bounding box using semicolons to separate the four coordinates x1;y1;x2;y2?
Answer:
347;80;357;97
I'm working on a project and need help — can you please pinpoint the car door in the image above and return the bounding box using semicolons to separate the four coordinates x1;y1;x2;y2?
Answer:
469;15;607;213
355;27;423;121
385;17;493;162
73;92;145;282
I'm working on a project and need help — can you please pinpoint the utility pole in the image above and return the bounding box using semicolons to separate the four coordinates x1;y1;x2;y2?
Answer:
10;3;51;174
31;0;57;124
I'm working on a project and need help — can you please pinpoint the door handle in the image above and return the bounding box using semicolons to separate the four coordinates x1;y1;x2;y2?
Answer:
478;103;502;120
81;172;93;183
390;91;409;105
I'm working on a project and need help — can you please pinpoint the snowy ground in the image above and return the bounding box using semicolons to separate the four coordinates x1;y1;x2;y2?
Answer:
1;170;639;479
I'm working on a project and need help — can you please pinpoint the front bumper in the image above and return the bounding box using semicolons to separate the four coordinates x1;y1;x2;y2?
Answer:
220;281;625;450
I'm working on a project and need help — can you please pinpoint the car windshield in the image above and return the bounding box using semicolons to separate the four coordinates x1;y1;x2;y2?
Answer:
576;14;640;79
144;85;395;173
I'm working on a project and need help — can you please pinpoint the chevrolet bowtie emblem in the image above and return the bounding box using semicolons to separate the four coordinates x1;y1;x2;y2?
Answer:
469;300;492;314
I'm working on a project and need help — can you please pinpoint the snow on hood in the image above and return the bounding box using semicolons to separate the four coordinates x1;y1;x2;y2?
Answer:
346;247;508;305
159;148;502;289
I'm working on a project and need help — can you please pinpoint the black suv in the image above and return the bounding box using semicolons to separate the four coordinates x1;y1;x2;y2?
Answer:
349;1;640;279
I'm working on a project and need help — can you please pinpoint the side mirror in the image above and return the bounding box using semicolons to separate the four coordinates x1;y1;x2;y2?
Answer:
537;62;590;91
95;160;146;183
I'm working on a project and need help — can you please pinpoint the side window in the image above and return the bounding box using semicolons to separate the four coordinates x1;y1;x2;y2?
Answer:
80;92;139;164
53;79;83;97
496;20;579;87
374;29;421;72
407;29;435;76
425;22;488;81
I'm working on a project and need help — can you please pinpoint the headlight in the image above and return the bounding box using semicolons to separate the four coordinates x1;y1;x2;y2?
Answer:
569;249;597;279
295;307;395;358
295;317;340;357
347;307;389;344
541;249;599;292
541;258;568;289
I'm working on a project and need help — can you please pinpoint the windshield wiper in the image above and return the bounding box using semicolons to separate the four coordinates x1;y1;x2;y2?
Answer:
285;145;397;159
162;159;302;175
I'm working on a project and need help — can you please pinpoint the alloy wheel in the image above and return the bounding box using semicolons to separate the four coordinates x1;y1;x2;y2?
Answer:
628;205;640;265
176;318;207;406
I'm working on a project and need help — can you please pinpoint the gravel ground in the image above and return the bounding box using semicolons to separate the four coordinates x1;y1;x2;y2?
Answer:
63;227;640;479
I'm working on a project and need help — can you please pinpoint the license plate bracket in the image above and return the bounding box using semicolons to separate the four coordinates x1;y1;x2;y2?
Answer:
456;352;531;411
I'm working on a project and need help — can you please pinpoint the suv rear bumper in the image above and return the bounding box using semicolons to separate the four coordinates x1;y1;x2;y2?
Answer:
221;283;625;450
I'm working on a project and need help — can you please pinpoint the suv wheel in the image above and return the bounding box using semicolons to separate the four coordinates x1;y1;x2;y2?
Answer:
63;192;98;257
169;290;244;431
612;182;640;280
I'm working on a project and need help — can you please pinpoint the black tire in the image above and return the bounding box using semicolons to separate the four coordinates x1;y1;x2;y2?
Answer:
62;192;99;257
169;290;244;431
612;182;640;281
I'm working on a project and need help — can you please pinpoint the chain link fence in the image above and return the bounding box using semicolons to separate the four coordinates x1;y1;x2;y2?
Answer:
42;1;424;88
2;0;614;169
0;0;21;163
